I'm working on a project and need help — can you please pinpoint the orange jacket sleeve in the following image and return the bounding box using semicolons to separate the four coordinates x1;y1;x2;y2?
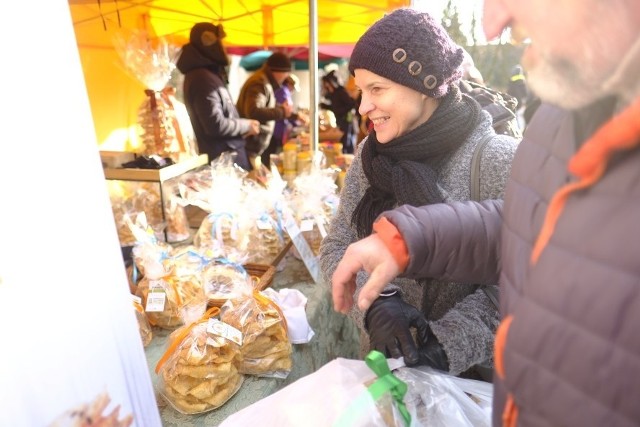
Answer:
372;217;409;271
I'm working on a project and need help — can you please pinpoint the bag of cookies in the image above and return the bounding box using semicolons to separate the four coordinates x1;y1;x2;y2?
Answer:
202;260;253;307
220;291;293;378
155;307;244;415
133;295;153;347
136;267;206;330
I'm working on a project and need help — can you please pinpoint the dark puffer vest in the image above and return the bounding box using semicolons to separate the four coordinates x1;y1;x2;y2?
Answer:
383;99;640;426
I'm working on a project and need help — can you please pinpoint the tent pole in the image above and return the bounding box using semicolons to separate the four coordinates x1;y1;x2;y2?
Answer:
308;0;319;153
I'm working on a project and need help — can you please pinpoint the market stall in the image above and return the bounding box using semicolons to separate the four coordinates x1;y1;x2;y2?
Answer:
67;0;411;150
145;254;360;426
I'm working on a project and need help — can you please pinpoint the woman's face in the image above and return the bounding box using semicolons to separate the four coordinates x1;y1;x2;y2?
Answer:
354;69;438;144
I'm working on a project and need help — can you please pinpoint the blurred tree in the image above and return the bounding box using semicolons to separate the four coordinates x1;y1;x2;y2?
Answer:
441;0;467;45
439;0;526;92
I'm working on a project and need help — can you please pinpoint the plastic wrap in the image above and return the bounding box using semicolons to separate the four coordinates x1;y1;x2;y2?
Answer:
219;352;492;427
219;291;292;378
155;307;244;415
201;260;253;307
133;295;153;347
287;154;339;255
127;213;206;329
112;30;197;161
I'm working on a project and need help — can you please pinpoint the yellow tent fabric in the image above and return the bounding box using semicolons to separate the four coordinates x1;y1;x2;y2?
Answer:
68;0;410;150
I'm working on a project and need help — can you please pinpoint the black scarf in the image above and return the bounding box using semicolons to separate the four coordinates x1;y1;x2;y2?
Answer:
352;85;482;238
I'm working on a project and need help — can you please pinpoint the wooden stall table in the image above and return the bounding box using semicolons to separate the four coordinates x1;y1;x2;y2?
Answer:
144;253;360;426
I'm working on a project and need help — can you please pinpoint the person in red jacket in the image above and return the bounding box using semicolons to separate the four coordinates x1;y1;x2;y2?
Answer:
332;0;640;426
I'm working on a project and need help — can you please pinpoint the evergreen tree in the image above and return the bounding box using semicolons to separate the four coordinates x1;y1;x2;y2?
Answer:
441;0;467;46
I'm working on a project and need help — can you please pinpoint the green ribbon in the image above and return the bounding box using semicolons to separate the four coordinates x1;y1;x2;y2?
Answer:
365;350;411;426
333;351;411;427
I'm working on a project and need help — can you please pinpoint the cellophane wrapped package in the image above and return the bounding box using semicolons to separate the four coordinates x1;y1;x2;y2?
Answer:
155;307;244;415
287;152;340;255
113;30;197;161
243;175;289;265
219;290;292;378
179;154;291;265
162;176;191;243
107;180;166;246
188;155;252;256
219;352;492;427
132;295;153;347
201;260;253;307
127;214;206;329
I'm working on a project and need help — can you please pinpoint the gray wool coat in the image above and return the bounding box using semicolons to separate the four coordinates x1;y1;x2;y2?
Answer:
319;109;519;375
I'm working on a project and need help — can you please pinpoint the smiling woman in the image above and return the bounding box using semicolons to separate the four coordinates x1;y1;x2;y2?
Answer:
319;7;519;378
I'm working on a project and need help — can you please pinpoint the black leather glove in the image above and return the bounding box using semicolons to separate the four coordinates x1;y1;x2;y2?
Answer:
365;292;430;366
418;330;450;372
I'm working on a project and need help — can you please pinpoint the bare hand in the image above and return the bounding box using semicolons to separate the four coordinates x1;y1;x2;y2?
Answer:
297;110;310;126
332;234;402;314
282;101;293;118
246;119;260;136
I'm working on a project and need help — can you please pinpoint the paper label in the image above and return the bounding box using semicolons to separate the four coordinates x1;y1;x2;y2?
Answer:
257;218;273;230
283;212;320;283
207;319;243;346
315;215;328;238
145;283;166;312
299;219;314;232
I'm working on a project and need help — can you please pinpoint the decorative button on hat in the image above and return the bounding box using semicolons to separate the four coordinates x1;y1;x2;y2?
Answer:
349;8;464;99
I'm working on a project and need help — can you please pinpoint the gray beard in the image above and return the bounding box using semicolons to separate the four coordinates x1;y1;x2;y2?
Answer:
528;36;640;111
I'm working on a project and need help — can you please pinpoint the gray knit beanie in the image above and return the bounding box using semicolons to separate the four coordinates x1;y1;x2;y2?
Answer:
349;8;464;98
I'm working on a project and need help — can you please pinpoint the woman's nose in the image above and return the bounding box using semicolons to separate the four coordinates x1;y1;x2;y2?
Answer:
358;95;373;116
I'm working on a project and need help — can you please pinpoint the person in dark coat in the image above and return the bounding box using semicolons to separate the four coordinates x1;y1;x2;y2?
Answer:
506;65;528;108
176;22;259;170
263;74;307;168
332;0;640;425
236;52;293;169
319;70;358;153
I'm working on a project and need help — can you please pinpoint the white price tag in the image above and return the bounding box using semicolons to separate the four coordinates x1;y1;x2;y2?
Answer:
315;216;328;238
256;218;273;230
282;210;321;283
145;284;166;312
207;318;243;346
299;219;314;232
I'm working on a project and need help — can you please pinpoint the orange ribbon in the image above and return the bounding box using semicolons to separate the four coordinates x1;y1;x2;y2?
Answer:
252;290;288;339
143;89;163;153
133;300;145;314
155;306;220;374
